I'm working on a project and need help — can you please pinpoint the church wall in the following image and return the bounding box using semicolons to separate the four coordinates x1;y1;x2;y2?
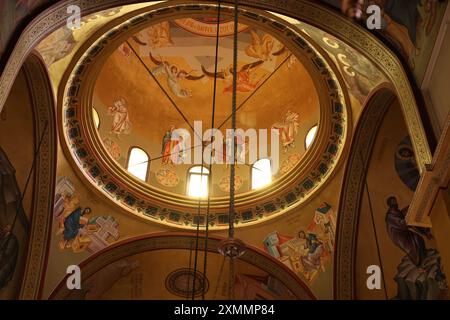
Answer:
354;99;444;299
0;69;35;299
425;16;450;137
42;143;176;298
44;144;346;299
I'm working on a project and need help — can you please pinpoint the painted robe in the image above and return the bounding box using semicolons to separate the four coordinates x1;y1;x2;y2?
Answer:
108;101;132;136
385;205;427;266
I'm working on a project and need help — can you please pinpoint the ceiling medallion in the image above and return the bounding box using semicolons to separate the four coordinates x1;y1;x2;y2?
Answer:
60;3;350;229
165;268;209;298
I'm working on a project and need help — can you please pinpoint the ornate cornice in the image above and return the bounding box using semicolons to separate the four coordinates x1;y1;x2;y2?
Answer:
19;53;57;300
49;232;316;300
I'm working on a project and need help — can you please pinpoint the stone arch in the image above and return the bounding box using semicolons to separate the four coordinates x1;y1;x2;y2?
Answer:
18;52;57;299
334;87;397;299
49;232;316;300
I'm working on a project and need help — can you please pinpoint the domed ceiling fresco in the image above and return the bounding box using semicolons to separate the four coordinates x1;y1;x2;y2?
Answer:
27;1;402;300
93;18;321;197
60;5;350;229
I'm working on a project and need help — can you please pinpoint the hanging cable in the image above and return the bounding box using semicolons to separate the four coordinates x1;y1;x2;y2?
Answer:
186;240;194;300
229;0;239;241
1;121;48;252
359;150;388;299
191;176;203;300
12;121;48;230
214;0;246;301
202;0;222;301
192;1;223;300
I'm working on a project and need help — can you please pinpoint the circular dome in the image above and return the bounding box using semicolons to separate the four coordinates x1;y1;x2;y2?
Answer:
60;3;349;229
93;18;320;197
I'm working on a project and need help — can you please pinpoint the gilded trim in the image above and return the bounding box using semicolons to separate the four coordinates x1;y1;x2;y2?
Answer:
334;87;396;300
19;53;57;300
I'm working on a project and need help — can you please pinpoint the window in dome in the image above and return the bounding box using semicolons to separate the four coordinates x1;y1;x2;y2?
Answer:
187;166;209;198
127;147;149;181
252;159;272;190
305;125;318;149
92;107;100;129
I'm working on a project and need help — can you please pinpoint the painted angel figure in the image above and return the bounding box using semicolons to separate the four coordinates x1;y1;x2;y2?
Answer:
245;30;287;61
272;110;300;152
108;97;132;137
132;21;173;49
202;60;265;94
147;21;173;48
245;30;275;61
150;52;204;98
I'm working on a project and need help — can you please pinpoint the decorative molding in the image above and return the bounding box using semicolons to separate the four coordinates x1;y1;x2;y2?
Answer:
334;88;395;300
19;53;57;300
406;118;450;227
48;232;316;300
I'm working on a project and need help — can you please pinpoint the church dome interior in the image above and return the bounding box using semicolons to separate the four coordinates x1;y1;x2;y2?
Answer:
0;0;449;305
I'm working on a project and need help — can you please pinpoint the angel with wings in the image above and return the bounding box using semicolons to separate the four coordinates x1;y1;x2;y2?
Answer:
202;60;264;94
245;30;287;61
150;52;204;98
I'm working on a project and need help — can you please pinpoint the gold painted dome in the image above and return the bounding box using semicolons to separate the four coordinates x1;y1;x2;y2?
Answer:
60;4;349;229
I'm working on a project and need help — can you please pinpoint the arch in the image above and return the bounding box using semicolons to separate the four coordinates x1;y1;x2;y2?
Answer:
17;52;57;299
334;87;397;300
49;232;316;300
0;0;432;172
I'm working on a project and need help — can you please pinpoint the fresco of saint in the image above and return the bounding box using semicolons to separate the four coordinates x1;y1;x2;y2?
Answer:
161;125;177;165
54;178;120;254
107;97;132;137
341;0;445;67
272;110;300;152
385;196;447;299
263;203;336;283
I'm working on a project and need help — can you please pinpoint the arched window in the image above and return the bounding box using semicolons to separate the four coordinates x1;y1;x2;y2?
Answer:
127;147;149;181
252;159;272;190
92;107;100;129
305;125;318;149
187;166;209;198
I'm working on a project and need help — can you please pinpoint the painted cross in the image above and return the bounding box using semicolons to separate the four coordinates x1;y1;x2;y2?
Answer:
95;216;119;240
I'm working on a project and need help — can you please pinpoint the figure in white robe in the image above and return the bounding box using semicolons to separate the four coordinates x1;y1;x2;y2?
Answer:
108;98;132;137
150;52;204;98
